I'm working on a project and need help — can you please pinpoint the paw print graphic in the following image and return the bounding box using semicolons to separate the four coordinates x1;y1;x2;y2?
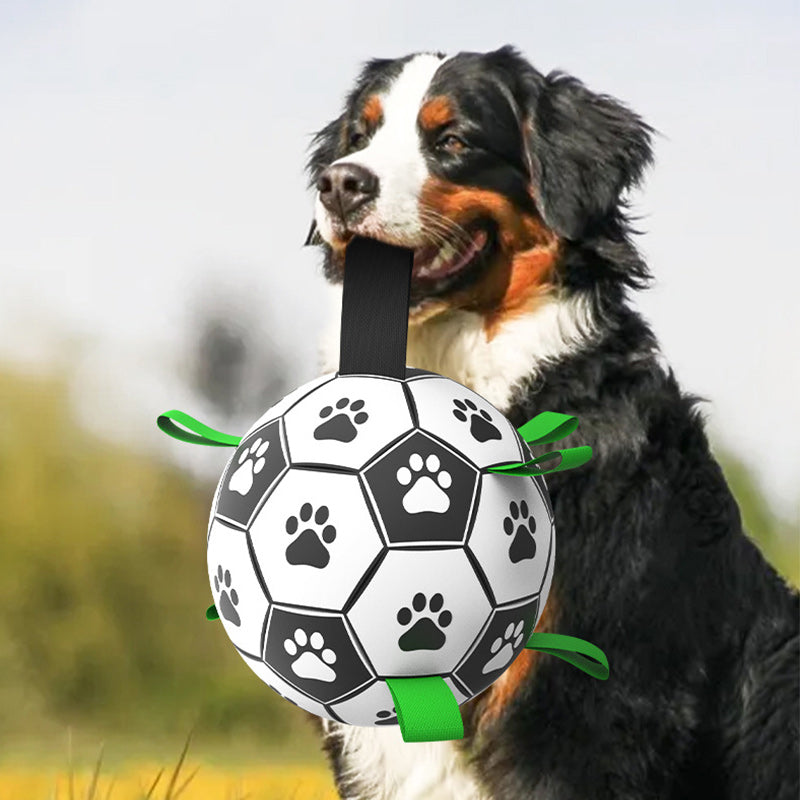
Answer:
396;453;452;514
481;620;526;674
452;398;502;443
213;565;241;627
314;398;369;443
503;500;537;563
285;503;337;569
375;707;398;726
397;592;452;651
228;437;270;496
284;628;337;682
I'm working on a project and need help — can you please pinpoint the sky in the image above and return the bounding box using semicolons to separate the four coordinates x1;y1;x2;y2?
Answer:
0;0;798;518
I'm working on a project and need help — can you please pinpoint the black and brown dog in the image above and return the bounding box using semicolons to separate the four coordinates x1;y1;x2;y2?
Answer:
303;45;799;800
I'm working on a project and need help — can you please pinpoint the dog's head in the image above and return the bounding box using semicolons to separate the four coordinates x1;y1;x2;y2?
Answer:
306;46;653;325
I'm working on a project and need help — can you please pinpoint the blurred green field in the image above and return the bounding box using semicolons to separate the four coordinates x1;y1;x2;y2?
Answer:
0;362;796;797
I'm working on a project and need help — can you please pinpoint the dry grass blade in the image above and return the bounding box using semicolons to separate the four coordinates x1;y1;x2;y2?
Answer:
103;778;116;800
142;768;163;800
171;765;199;800
85;743;105;800
163;731;193;800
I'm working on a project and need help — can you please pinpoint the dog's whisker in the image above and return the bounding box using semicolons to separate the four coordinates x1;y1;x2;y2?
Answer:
417;211;476;260
418;205;477;249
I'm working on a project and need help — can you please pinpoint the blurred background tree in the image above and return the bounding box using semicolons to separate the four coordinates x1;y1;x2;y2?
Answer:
188;289;290;428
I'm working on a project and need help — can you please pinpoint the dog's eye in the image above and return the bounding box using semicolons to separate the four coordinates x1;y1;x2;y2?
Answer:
436;133;467;153
349;131;367;150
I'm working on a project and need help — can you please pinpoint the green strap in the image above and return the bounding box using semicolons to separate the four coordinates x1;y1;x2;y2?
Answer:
206;604;219;621
157;409;241;448
488;445;593;476
385;676;464;743
517;411;579;446
488;412;591;476
383;637;607;743
526;632;609;681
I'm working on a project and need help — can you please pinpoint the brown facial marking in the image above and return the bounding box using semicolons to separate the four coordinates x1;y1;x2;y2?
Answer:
475;591;559;730
361;94;384;131
418;95;454;131
417;178;559;332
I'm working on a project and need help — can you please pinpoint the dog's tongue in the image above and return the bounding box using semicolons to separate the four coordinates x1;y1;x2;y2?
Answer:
412;230;488;281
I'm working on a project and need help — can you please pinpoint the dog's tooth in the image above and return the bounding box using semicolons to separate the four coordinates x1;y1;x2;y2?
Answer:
427;243;455;275
440;243;457;263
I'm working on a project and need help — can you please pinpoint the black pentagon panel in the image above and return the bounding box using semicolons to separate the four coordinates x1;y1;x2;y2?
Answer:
363;431;478;545
215;420;287;528
264;607;373;704
453;595;540;697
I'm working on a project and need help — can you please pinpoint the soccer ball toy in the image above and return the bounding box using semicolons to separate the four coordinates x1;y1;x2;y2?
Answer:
159;371;600;738
158;237;606;742
210;369;552;725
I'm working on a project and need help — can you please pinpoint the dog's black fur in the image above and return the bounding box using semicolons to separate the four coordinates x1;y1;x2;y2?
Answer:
307;46;799;799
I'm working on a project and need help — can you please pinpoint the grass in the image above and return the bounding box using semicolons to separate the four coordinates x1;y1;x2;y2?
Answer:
1;731;337;800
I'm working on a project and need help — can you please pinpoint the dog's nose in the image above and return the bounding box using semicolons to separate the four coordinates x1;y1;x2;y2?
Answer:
316;163;379;219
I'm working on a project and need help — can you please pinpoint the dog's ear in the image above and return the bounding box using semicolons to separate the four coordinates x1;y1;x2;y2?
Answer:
524;71;654;239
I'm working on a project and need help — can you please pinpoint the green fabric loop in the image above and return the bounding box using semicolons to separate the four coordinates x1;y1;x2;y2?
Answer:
525;632;609;681
206;604;219;621
385;676;464;742
517;411;579;446
157;409;241;448
488;445;593;476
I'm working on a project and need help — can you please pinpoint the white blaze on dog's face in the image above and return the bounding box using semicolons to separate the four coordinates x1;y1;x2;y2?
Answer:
314;53;449;247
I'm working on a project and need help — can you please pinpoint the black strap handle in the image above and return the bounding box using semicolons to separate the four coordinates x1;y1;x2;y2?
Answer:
339;236;414;379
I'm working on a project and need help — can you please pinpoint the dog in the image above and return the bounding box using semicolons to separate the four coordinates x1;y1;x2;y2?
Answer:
302;46;800;800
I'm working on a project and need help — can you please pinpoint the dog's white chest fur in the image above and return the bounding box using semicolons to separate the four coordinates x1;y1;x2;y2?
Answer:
319;289;594;799
320;286;594;411
324;723;488;800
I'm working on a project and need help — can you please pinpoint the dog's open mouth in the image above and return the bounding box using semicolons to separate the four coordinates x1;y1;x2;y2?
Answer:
406;225;494;303
329;221;495;302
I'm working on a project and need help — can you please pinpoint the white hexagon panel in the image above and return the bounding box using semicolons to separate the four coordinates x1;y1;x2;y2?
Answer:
207;519;270;658
241;372;336;438
348;549;492;677
249;470;384;610
407;376;524;468
329;676;469;727
263;607;374;704
284;374;414;470
239;651;336;721
468;473;554;605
